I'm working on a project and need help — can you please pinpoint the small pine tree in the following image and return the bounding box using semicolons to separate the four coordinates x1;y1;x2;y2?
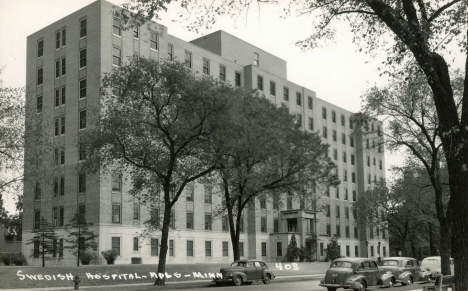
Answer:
325;235;341;261
283;234;301;262
65;211;98;266
26;216;59;267
300;234;318;262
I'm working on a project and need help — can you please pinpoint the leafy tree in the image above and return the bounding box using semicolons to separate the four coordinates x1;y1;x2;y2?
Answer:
300;235;317;262
325;235;340;261
209;89;337;261
85;58;232;285
64;211;98;267
26;216;59;267
122;0;468;287
362;70;460;274
283;234;301;262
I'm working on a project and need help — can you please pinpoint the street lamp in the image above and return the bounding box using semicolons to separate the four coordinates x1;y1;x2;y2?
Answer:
365;240;369;258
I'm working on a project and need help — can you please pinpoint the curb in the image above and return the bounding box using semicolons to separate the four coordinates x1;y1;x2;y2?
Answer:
0;274;325;291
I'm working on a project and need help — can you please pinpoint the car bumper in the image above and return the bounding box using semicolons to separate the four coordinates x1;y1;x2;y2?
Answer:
319;283;352;289
213;277;232;283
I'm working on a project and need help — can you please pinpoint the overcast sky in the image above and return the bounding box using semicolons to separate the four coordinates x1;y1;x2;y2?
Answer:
0;0;464;214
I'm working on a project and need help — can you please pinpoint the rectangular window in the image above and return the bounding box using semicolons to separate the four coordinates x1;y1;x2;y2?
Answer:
61;87;66;105
53;207;58;227
254;52;259;66
113;17;121;36
343;151;347;163
287;196;292;210
60;57;66;76
261;217;267;232
37;40;43;58
350;117;354;129
112;205;121;223
371;246;374;257
169;240;174;256
270;81;276;96
309;117;314;131
336;187;340;199
61;28;66;46
383;246;387;257
59;239;64;257
239;242;244;257
261;242;267;256
79;110;86;130
54;178;58;196
222;241;229;257
342;133;346;145
151;208;159;226
203;58;210;75
222;216;228;232
187;240;194;257
111;172;122;192
296;92;302;106
185;51;192;68
235;72;241;87
257;75;263;91
61;116;65;135
346;245;350;256
323;126;328;138
186;183;194;202
37;68;43;85
322;107;327;119
133;205;140;220
133;26;139;38
204;185;212;204
283;87;289;101
60;148;65;165
336;224;340;237
133;237;139;252
205;214;212;230
151;238;158;256
54;118;59;136
205;241;212;257
79;143;86;161
56;31;60;49
34;211;41;229
150;32;159;50
54;148;59;165
79;173;86;192
352;172;356;183
55;89;60;107
332;111;336;123
34;240;40;258
350;137;355;147
326;205;330;217
344;189;348;200
112;47;121;66
351;154;355;165
80;49;86;68
80;18;87;38
112;237;121;256
79;79;87;99
186;212;194;229
336;205;340;218
333;149;337;160
260;197;266;209
353;190;357;201
355;245;359;257
218;65;226;81
320;243;324;256
378;144;382;153
55;61;60;78
170;210;175;229
167;44;173;61
333;130;337;142
274;219;279;233
308;96;313;110
59;207;64;226
343;170;348;181
276;242;282;256
37;95;43;113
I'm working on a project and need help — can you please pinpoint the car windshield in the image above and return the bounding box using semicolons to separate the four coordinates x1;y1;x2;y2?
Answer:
422;259;439;264
382;260;399;266
231;262;246;267
331;261;353;268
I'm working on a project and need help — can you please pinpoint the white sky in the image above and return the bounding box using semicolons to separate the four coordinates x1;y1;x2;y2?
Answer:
0;0;464;214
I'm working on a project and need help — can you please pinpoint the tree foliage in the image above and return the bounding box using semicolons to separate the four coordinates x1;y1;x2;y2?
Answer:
283;234;301;262
26;217;59;267
325;235;341;261
64;211;99;267
85;58;233;285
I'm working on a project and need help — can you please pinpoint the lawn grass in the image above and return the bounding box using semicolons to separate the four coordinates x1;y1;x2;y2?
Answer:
0;262;329;289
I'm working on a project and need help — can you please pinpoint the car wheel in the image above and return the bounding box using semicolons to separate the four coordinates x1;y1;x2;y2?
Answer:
263;274;271;284
388;279;395;288
355;281;366;291
402;277;412;286
327;288;337;291
234;276;243;286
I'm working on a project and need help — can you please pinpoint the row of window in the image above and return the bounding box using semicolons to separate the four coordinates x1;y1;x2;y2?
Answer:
318;243;387;258
36;49;87;86
256;76;314;109
325;204;355;219
326;187;357;201
33;238;64;258
37;19;86;59
366;138;383;153
36;80;86;113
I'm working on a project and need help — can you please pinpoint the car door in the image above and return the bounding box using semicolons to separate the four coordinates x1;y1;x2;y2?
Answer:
403;260;413;276
254;261;264;279
244;262;257;280
368;260;380;286
356;261;373;284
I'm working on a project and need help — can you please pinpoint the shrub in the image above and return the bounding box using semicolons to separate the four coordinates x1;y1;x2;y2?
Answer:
12;253;27;266
80;251;96;265
101;249;118;264
2;254;11;266
282;234;301;262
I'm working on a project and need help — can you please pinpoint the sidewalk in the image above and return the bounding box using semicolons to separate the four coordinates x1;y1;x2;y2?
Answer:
0;274;325;291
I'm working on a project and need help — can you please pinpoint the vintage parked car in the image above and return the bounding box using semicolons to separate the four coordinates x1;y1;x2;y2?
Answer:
213;260;275;286
380;257;431;285
420;256;455;279
319;257;396;291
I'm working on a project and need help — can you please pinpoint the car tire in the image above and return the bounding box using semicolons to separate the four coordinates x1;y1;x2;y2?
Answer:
388;278;395;288
402;277;412;286
234;276;243;286
263;274;271;284
354;281;366;291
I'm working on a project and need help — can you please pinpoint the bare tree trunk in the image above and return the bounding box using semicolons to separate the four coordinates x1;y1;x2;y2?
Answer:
154;189;171;286
77;228;81;267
